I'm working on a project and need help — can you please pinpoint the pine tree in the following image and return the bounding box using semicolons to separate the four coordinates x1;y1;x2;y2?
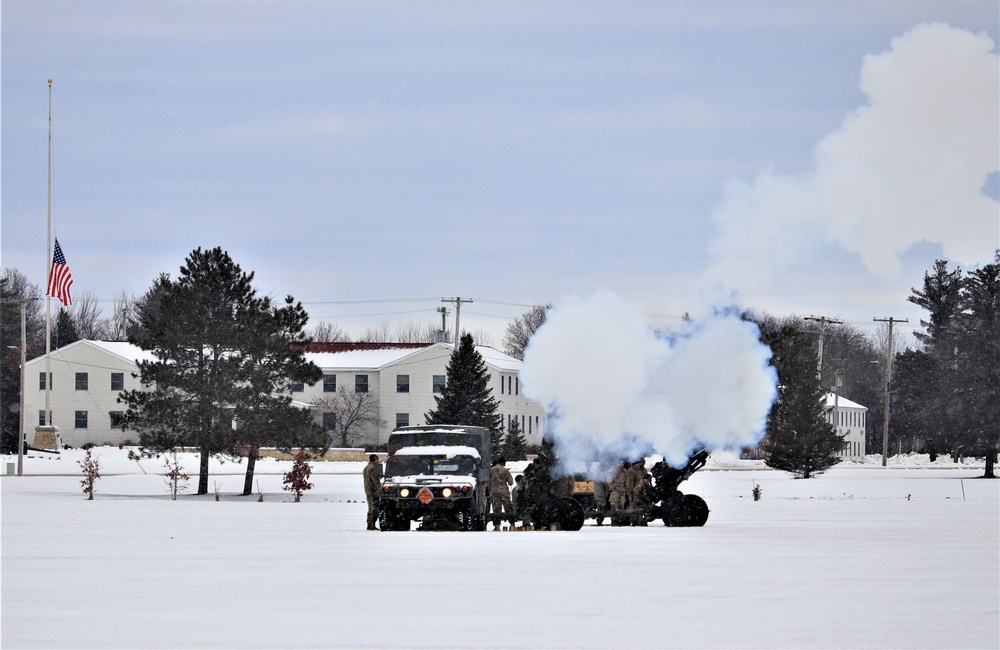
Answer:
904;254;999;477
500;418;527;461
949;256;999;478
232;295;326;495
121;247;324;495
758;319;843;478
425;333;503;434
55;308;79;348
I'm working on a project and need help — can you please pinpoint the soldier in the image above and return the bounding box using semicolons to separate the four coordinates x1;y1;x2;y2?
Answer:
362;454;383;531
608;460;628;526
626;459;649;526
592;461;611;526
490;456;514;526
511;474;526;513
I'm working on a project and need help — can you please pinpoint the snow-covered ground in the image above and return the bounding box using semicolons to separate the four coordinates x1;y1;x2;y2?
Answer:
2;448;998;649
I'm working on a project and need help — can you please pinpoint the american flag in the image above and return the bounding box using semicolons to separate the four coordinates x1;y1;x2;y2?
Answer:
46;238;73;306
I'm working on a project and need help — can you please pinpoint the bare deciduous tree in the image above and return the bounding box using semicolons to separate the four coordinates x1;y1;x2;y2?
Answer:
359;321;393;343
311;321;352;343
72;291;107;339
502;303;551;360
470;328;494;349
358;320;437;343
107;290;137;340
312;386;386;448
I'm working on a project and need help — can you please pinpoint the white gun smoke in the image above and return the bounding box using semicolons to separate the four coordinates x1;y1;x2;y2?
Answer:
520;24;996;475
520;288;777;474
704;23;999;293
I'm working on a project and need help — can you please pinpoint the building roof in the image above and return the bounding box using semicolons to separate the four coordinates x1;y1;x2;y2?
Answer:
824;392;868;411
29;340;524;374
26;339;159;366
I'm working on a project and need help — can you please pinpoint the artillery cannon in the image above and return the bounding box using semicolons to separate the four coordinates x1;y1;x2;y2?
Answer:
510;441;711;530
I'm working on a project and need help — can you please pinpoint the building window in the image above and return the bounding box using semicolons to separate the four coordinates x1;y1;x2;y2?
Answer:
109;411;125;429
500;375;505;395
111;372;125;391
38;410;45;426
75;373;89;390
515;377;519;396
355;375;368;393
433;375;445;394
39;372;51;390
396;375;409;393
323;375;337;392
322;412;336;431
75;410;88;429
289;380;304;393
396;413;409;428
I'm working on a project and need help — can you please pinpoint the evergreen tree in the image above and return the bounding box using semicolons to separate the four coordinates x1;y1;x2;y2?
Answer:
908;259;963;348
903;255;999;477
949;255;999;477
499;418;528;461
425;333;503;435
891;349;953;460
1;269;45;453
55;308;80;348
757;318;843;478
122;247;310;495
232;295;326;495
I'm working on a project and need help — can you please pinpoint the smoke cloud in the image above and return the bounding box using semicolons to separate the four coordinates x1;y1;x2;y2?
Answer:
520;288;777;473
705;23;999;291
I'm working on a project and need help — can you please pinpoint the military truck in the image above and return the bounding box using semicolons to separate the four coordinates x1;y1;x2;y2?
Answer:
377;425;491;531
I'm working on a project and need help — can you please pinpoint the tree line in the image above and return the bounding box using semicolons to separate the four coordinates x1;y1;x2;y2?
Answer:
3;250;997;481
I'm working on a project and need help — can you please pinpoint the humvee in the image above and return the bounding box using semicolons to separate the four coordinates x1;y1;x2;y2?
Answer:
377;425;491;531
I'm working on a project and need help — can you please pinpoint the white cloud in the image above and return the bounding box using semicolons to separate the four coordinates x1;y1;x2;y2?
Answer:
705;23;999;292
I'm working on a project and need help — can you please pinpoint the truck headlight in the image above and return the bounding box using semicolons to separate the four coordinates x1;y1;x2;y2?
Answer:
441;487;453;498
399;487;411;498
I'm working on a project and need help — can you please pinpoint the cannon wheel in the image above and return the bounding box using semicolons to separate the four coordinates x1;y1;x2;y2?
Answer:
661;495;690;527
529;496;560;530
560;496;585;531
683;494;710;527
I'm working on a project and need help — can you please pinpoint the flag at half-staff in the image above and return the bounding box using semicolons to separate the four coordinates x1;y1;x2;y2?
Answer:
46;237;73;306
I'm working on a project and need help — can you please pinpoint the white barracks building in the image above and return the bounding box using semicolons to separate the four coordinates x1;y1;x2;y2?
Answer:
22;340;547;449
823;392;868;458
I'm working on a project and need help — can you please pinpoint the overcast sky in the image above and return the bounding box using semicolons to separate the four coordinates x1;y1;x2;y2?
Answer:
2;1;997;344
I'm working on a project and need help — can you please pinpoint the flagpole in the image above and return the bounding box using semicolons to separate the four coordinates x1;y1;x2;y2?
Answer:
44;78;53;427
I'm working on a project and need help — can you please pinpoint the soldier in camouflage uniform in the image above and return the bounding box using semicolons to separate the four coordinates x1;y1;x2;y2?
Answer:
608;460;628;526
626;459;650;526
592;461;611;526
489;456;514;526
362;454;383;530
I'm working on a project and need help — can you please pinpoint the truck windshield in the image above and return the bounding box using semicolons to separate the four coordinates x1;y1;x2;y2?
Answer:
386;455;479;477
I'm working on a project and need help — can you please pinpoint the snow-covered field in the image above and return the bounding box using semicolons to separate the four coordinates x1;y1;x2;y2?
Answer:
2;448;998;649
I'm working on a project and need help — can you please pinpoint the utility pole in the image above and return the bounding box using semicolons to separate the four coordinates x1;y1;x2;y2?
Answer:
441;297;473;345
804;315;842;381
873;317;908;467
18;303;26;476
